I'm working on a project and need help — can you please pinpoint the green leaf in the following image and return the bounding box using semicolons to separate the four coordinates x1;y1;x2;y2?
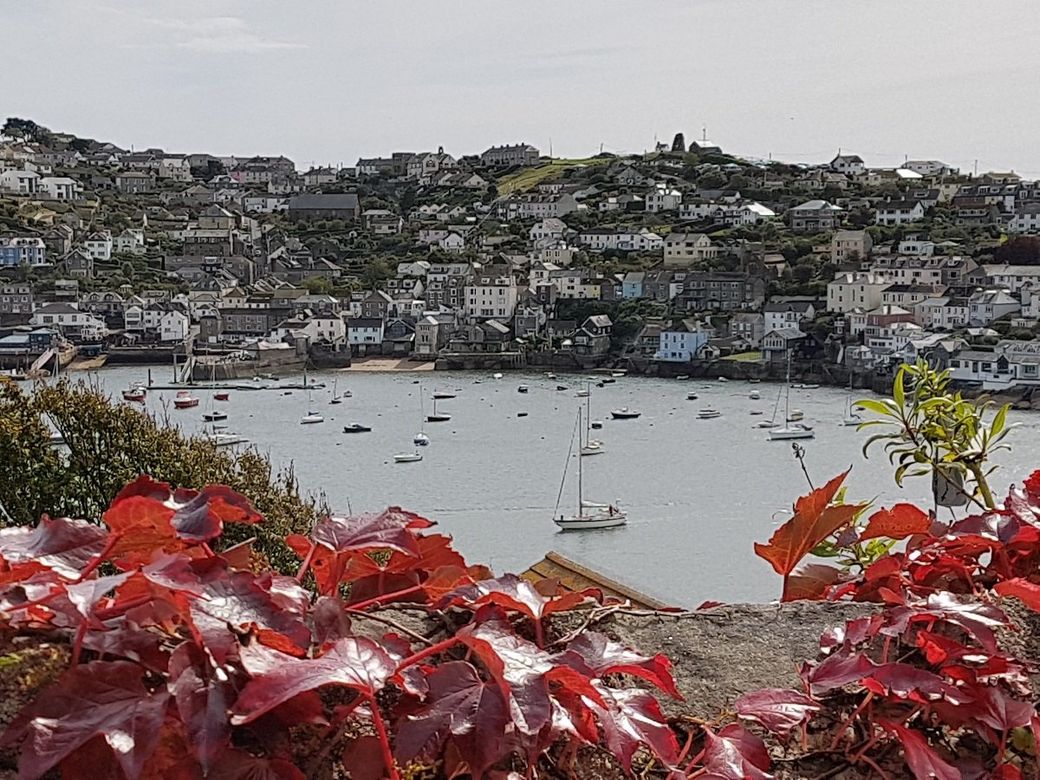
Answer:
892;369;906;409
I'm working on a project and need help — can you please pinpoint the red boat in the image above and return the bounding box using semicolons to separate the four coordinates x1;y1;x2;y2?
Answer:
122;384;147;403
173;390;199;409
213;391;230;401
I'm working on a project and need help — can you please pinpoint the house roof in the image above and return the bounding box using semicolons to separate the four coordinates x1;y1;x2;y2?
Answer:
520;551;672;610
764;327;805;341
288;194;359;210
792;200;841;212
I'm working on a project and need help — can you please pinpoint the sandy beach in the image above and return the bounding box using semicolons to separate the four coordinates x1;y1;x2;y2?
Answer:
340;357;436;372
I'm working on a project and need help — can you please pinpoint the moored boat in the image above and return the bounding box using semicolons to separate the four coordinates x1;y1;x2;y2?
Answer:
213;391;230;401
173;390;199;409
698;409;721;419
517;385;529;393
300;410;325;425
343;423;372;433
202;410;228;422
554;408;626;531
686;392;698;401
769;423;815;441
414;432;430;446
610;408;640;420
394;452;423;463
122;383;147;402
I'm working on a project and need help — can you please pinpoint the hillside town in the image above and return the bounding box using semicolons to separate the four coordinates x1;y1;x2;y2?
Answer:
3;118;1040;392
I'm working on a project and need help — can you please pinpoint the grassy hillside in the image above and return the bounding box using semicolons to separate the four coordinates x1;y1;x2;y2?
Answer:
497;157;603;195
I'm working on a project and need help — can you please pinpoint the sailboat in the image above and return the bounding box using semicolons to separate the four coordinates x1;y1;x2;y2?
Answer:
555;409;626;531
414;387;431;445
842;376;862;426
300;380;324;424
769;351;814;441
580;385;603;456
330;378;345;405
202;364;228;422
756;385;783;428
426;396;451;422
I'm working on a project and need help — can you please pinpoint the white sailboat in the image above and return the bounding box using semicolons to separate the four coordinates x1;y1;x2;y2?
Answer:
426;396;451;422
769;351;814;441
330;378;345;404
579;385;603;456
555;409;626;531
300;378;324;424
414;386;430;445
842;376;862;426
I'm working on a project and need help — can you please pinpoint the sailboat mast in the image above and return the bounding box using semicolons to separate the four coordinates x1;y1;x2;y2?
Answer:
577;408;583;514
784;350;792;422
419;386;425;431
585;384;591;446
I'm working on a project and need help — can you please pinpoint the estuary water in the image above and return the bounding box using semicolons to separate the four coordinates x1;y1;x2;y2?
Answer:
85;367;1040;606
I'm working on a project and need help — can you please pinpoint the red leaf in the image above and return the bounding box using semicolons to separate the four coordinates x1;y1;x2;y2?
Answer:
189;570;311;664
803;650;875;696
734;688;820;737
231;637;394;725
457;613;554;736
861;503;933;541
557;631;681;699
112;475;261;543
206;749;306;780
783;564;842;601
2;660;169;779
589;683;679;771
0;515;109;578
753;470;863;598
168;643;231;773
698;723;772;779
880;720;959;780
394;660;510;777
995;578;1040;611
311;508;429;557
970;684;1034;731
864;663;973;706
340;736;388;780
437;573;595;622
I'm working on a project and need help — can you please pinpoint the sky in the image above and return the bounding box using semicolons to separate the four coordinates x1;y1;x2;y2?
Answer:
6;0;1040;176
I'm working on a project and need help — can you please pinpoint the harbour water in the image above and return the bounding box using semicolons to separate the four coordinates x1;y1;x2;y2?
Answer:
84;367;1040;606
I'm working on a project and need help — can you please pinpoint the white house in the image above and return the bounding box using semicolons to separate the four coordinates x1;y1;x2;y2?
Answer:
826;272;890;314
764;300;816;333
114;229;146;256
547;268;602;300
347;318;384;354
968;289;1021;325
29;303;106;340
645;184;683;213
984;264;1040;293
830;154;865;175
914;297;969;330
464;271;519;321
0;169;40;195
875;201;926;226
1007;204;1040;234
662;233;719;266
529;218;567;242
159;310;190;342
897;237;936;256
656;320;711;361
84;232;113;261
38;176;80;201
578;228;662;253
437;232;465;253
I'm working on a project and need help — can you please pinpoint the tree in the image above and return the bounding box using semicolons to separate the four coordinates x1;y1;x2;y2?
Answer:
994;236;1040;265
671;132;686;152
302;276;332;295
361;258;392;290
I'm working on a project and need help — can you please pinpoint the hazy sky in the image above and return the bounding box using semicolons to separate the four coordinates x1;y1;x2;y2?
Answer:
6;1;1040;176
